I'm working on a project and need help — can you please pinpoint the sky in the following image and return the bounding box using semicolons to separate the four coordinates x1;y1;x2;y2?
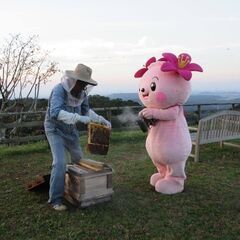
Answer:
0;0;240;97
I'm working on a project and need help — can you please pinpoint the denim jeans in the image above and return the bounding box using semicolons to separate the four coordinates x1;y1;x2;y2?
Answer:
46;131;83;205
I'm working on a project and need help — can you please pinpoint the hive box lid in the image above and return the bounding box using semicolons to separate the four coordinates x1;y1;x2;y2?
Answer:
67;159;113;178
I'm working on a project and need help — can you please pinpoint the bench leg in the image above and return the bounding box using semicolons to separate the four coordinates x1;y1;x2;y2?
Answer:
194;143;200;162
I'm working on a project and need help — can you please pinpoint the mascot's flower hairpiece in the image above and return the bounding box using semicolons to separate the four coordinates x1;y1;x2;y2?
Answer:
159;53;203;81
134;53;203;81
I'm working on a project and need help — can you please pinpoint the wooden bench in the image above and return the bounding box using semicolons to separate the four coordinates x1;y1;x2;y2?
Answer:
189;110;240;162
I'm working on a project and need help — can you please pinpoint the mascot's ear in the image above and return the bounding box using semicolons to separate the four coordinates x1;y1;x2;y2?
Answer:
134;57;156;78
145;57;156;67
134;68;148;78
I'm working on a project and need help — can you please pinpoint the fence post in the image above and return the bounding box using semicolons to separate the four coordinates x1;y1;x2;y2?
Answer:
106;108;112;122
197;104;201;121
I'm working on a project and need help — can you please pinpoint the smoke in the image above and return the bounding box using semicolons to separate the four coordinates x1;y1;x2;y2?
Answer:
117;107;138;125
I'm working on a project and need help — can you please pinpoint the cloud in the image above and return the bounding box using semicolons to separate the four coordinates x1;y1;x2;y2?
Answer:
42;36;188;67
201;16;240;22
43;38;115;59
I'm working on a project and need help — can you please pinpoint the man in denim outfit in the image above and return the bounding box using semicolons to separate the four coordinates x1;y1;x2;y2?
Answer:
44;64;111;211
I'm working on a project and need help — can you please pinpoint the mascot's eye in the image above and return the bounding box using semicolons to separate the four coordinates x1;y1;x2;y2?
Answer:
150;82;156;91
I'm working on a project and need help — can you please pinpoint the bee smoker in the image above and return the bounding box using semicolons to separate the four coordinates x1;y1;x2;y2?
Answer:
136;117;157;132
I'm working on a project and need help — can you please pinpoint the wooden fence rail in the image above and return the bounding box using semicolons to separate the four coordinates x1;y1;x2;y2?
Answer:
0;103;239;145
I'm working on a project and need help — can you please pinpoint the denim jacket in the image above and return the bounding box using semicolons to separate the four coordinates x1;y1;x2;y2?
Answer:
44;83;89;140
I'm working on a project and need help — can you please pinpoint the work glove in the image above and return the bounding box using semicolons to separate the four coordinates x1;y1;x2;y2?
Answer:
76;115;91;124
88;109;111;128
58;110;91;125
98;116;112;128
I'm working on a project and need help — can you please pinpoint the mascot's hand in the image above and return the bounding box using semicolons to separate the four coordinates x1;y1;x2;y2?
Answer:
139;108;159;119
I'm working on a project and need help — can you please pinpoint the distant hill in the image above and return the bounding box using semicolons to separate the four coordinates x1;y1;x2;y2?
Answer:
108;93;139;102
187;92;240;105
108;92;240;105
108;92;240;113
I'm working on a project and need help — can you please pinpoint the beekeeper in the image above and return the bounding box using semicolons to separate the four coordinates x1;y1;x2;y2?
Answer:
44;63;111;211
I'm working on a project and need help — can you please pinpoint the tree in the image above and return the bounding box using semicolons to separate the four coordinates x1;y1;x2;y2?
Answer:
0;34;58;140
0;34;58;112
88;95;140;108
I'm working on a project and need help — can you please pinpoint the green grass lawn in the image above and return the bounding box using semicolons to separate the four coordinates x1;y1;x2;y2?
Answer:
0;130;240;240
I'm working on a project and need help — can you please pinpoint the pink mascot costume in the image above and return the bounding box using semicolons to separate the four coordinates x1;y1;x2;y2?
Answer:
134;53;203;194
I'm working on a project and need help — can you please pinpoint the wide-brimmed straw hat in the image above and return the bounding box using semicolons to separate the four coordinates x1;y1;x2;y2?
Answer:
65;64;98;86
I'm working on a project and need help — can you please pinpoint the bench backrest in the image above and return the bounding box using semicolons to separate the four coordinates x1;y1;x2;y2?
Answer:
197;110;240;144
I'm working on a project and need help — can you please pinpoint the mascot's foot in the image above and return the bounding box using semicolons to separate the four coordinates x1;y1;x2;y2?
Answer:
150;173;164;186
155;177;184;194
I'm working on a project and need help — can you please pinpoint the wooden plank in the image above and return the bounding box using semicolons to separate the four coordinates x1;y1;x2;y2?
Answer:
222;142;240;149
84;175;107;192
188;126;198;131
0;111;46;117
0;120;43;129
0;134;46;144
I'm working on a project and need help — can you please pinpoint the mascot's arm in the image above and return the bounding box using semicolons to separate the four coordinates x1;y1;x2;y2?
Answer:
139;106;180;121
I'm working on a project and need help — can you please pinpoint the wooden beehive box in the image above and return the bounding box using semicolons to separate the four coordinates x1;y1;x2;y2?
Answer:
64;160;114;208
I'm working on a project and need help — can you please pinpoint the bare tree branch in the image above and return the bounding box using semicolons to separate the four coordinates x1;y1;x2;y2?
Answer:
0;34;59;137
0;34;58;114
